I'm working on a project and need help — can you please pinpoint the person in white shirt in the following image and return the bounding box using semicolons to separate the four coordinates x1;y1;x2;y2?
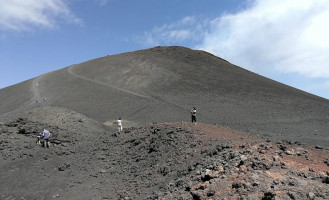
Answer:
117;118;123;131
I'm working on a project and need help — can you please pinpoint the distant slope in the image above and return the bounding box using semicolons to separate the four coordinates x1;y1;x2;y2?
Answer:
1;46;329;147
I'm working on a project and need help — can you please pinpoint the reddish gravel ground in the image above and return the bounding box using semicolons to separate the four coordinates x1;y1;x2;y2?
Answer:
153;123;329;199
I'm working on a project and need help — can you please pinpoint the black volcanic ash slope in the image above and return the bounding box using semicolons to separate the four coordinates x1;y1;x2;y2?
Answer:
1;46;329;147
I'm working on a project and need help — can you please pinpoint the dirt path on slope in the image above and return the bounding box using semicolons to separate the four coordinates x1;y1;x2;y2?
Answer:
68;65;153;100
68;64;190;119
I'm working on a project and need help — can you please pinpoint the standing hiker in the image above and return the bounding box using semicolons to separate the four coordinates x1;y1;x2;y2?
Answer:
117;117;123;131
42;129;51;148
191;107;197;125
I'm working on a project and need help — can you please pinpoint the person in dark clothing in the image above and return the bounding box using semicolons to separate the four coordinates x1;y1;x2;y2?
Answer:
191;107;197;125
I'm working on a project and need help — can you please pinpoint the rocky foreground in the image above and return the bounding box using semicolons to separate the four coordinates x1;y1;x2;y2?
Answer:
0;107;328;199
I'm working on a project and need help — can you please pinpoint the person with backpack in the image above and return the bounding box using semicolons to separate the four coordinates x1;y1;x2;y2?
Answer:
191;107;197;125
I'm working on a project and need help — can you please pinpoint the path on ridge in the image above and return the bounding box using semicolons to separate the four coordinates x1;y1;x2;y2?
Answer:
67;65;192;119
68;65;154;100
32;75;42;101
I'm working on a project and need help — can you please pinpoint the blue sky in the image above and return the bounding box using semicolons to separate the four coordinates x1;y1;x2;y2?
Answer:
1;0;329;99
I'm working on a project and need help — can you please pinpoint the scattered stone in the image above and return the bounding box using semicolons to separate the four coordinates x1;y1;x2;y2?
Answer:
240;155;248;161
285;150;294;155
260;149;266;154
58;163;70;171
18;128;27;134
272;155;281;162
158;166;170;176
262;192;276;200
287;192;296;200
206;190;215;197
175;179;188;190
296;152;302;156
242;149;252;155
98;156;106;160
323;176;329;184
217;166;224;173
324;159;329;166
239;165;248;173
190;190;203;200
307;192;315;200
232;182;242;189
204;169;220;180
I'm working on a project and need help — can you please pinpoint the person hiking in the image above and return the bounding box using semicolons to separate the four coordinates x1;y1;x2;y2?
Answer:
191;107;197;125
36;133;42;144
42;129;51;148
117;117;123;131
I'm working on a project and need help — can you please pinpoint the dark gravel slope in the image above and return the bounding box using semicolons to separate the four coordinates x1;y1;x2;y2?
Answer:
1;46;329;147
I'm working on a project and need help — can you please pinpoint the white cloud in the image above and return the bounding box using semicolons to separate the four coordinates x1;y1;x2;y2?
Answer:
139;16;209;46
0;0;81;31
136;0;329;98
197;0;329;79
